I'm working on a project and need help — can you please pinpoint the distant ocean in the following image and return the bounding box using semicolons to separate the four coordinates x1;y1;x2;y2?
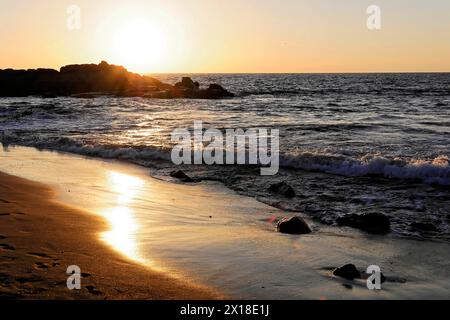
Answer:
1;73;449;241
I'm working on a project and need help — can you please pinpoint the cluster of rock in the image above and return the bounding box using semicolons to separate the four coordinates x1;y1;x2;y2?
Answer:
152;77;234;99
0;61;234;99
168;173;400;286
169;174;395;237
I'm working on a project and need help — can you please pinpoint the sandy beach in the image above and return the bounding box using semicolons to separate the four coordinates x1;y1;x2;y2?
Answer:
1;146;450;300
0;170;222;299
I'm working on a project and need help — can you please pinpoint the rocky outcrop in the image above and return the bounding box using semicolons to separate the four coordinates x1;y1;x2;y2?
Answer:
336;212;390;234
151;77;234;99
0;61;234;99
276;216;312;234
174;77;200;90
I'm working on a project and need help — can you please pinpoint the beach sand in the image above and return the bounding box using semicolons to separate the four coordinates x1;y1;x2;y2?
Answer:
1;145;450;299
0;171;222;299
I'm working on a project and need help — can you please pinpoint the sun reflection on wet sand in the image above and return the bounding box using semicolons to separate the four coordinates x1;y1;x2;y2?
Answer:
100;171;145;262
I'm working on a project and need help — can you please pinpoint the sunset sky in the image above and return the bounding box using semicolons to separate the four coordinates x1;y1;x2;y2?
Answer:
1;0;449;73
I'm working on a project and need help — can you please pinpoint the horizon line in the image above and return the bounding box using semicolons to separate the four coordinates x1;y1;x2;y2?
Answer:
147;71;450;75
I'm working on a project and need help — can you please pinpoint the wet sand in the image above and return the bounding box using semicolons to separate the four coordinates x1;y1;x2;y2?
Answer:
1;145;450;299
0;171;222;299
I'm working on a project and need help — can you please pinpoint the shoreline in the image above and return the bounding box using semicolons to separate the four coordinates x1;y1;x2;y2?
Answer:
1;135;448;244
1;145;450;299
0;171;223;299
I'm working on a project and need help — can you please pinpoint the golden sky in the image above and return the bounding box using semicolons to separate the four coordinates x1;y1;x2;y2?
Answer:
1;0;449;73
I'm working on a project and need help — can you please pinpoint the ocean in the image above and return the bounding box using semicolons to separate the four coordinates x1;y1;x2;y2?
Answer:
1;73;450;242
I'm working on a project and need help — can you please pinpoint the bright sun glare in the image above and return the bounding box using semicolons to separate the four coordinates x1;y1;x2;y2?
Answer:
114;19;167;73
101;171;145;262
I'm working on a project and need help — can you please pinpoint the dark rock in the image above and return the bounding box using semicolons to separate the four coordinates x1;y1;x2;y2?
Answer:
174;77;198;90
333;264;361;280
204;83;234;98
144;79;234;99
277;216;312;235
170;170;194;183
410;222;437;232
268;181;296;198
0;61;165;97
208;83;225;91
0;61;234;99
336;212;390;234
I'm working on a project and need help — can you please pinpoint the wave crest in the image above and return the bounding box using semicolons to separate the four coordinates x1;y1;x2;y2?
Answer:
2;130;449;185
281;151;450;185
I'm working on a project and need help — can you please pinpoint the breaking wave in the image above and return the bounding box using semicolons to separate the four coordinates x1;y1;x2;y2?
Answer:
0;133;171;163
2;130;449;186
281;151;450;185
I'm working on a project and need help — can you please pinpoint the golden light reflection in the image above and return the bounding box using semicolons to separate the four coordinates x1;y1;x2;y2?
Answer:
101;171;145;262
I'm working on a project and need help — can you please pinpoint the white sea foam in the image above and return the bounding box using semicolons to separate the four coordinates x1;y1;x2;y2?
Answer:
281;151;450;185
2;127;449;185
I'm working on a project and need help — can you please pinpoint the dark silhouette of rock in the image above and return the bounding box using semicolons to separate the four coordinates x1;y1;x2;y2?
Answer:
277;216;312;234
0;61;234;99
268;181;296;198
170;170;194;183
333;264;361;280
336;212;390;234
175;77;198;90
410;222;437;232
165;77;233;99
203;84;234;98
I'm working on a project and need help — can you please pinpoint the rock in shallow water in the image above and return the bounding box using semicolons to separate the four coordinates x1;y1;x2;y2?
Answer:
333;264;361;280
277;216;312;235
166;77;234;99
268;181;296;198
170;170;194;183
174;77;199;90
336;212;390;234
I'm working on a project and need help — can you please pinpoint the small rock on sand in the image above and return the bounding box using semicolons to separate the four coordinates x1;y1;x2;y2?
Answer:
170;170;194;183
277;216;312;235
333;264;361;280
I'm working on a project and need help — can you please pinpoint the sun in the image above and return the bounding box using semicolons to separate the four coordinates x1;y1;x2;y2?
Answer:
114;19;167;73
